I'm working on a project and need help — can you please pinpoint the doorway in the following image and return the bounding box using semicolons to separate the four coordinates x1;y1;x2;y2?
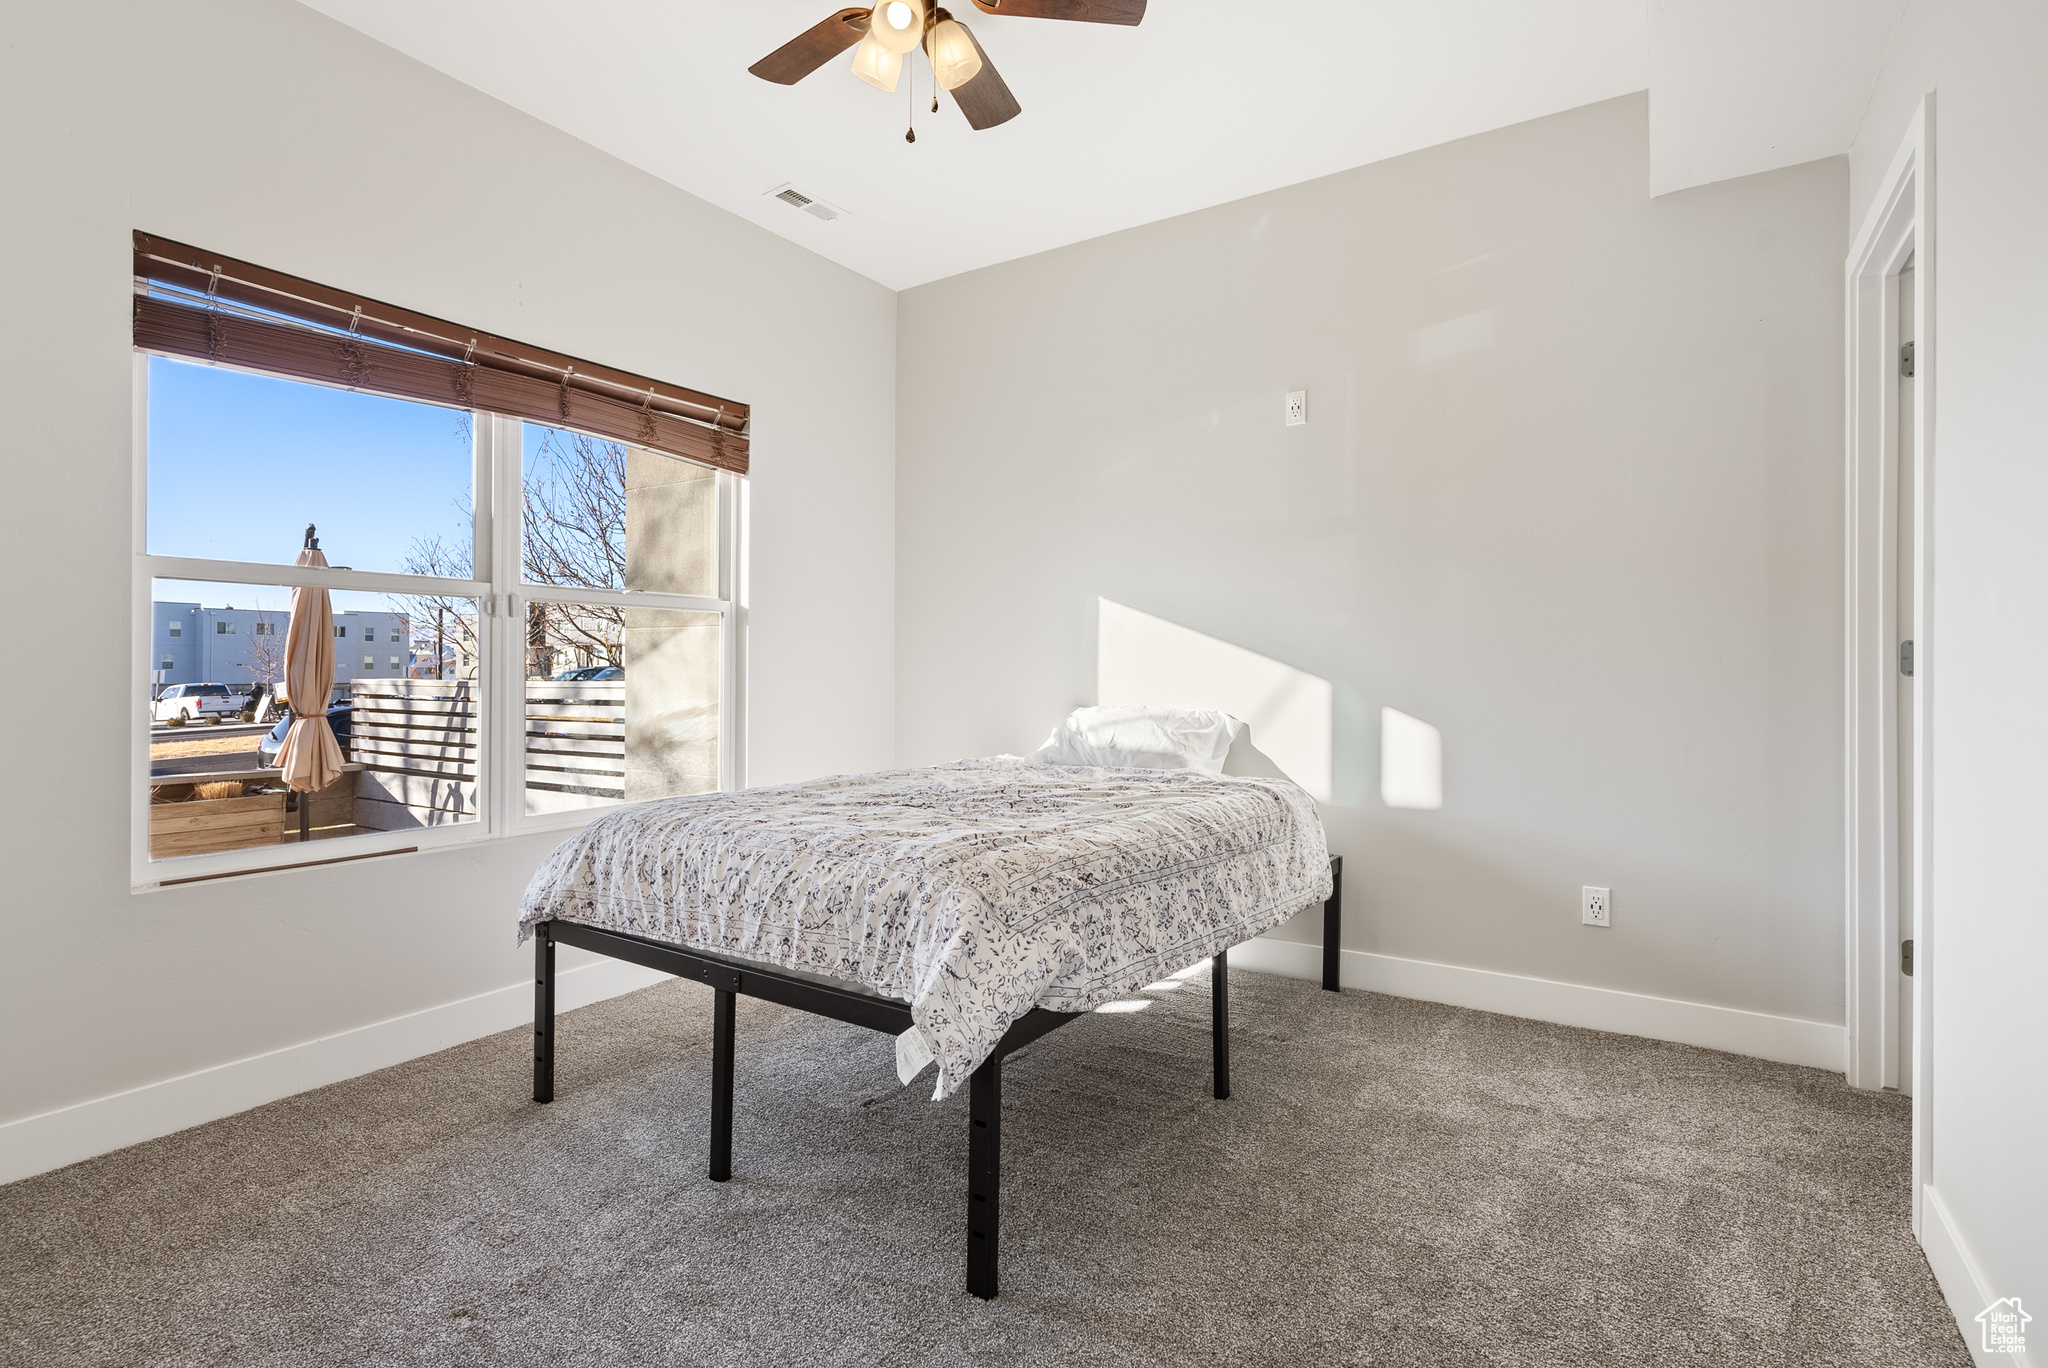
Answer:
1844;95;1931;1225
1894;258;1916;1098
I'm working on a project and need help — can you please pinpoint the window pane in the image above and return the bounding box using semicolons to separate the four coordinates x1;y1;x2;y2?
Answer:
523;601;719;816
522;425;718;599
147;579;480;863
147;357;473;577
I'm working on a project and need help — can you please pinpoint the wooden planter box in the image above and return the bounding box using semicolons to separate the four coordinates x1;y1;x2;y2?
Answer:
149;791;287;860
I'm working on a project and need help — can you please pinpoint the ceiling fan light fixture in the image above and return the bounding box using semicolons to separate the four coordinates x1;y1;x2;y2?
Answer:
850;31;902;91
926;17;982;90
870;0;927;55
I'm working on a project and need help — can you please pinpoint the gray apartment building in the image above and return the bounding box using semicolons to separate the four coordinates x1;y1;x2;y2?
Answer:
153;602;411;692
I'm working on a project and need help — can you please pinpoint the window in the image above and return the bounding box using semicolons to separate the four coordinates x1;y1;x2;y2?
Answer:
167;620;181;637
134;234;748;885
161;656;174;671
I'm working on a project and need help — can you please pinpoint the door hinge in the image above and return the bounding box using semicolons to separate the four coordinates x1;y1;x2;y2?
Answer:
1901;938;1914;976
1900;640;1914;677
1900;340;1915;377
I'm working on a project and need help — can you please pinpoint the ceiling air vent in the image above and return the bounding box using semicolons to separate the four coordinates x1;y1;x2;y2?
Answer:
764;182;848;223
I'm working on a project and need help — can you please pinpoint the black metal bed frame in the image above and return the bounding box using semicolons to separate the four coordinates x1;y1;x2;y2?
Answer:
532;855;1343;1300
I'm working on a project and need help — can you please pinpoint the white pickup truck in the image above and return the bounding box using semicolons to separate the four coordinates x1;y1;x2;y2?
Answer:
153;683;248;725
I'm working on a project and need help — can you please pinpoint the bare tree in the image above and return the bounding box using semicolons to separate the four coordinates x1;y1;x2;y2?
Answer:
389;532;480;680
407;618;458;679
382;428;631;680
526;600;622;678
372;414;483;681
523;428;626;673
240;608;288;710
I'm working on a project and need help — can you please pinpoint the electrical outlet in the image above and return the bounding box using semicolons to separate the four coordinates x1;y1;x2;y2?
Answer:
1582;886;1611;927
1285;390;1307;426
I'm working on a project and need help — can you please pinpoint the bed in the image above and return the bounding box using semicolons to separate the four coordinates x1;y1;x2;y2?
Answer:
520;721;1339;1300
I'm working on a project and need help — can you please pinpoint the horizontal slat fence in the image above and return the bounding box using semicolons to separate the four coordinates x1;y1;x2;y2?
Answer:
348;678;629;823
524;681;626;813
350;680;481;830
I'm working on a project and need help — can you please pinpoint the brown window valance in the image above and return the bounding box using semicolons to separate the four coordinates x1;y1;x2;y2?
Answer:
132;231;748;475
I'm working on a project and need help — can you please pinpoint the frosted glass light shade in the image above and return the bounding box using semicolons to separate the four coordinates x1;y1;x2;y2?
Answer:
927;18;981;90
870;0;926;55
850;32;902;92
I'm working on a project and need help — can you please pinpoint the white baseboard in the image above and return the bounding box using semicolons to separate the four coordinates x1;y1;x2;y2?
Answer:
0;957;667;1188
1229;936;1847;1072
0;936;1857;1189
1920;1184;2001;1366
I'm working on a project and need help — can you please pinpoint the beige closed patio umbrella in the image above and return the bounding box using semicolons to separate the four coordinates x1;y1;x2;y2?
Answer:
279;526;343;818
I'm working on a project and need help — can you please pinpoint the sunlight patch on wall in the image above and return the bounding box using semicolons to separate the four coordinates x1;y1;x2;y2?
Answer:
1380;706;1443;810
1097;599;1333;800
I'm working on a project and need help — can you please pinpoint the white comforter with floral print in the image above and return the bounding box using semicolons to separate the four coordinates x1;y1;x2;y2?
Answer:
517;757;1332;1099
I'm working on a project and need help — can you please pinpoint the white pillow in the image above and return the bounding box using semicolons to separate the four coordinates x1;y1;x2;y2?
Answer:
1026;705;1245;775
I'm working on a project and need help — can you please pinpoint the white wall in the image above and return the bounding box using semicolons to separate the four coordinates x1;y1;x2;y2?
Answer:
898;94;1847;1031
1850;0;2048;1345
0;0;895;1177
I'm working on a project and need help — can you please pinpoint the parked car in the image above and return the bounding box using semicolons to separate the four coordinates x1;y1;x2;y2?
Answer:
588;666;623;680
551;666;608;681
153;683;248;726
256;703;354;769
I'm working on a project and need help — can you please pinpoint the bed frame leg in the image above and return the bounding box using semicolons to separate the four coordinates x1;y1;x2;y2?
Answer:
1322;855;1344;992
709;987;735;1182
533;924;555;1104
967;1055;1002;1300
1212;948;1231;1099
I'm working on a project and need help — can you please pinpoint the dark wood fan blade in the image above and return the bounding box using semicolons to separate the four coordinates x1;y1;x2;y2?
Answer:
749;8;872;84
968;0;1145;24
949;24;1021;130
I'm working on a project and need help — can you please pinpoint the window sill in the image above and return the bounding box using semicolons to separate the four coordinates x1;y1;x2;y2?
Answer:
128;792;651;893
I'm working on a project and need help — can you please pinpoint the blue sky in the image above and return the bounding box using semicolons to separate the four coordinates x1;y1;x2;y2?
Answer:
148;357;472;613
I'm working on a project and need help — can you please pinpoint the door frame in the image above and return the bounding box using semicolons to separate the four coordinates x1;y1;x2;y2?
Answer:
1843;94;1933;1228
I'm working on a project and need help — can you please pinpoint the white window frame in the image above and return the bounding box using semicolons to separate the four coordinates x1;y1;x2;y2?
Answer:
132;359;747;889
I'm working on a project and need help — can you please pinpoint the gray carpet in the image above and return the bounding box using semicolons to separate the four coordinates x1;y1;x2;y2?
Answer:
1;967;1968;1367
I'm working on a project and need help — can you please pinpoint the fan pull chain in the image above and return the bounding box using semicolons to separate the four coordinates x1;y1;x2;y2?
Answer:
905;51;916;142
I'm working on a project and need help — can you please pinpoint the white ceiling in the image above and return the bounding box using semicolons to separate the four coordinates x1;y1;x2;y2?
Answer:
301;0;1896;291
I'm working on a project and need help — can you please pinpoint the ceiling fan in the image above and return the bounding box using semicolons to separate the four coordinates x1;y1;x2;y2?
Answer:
749;0;1146;135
